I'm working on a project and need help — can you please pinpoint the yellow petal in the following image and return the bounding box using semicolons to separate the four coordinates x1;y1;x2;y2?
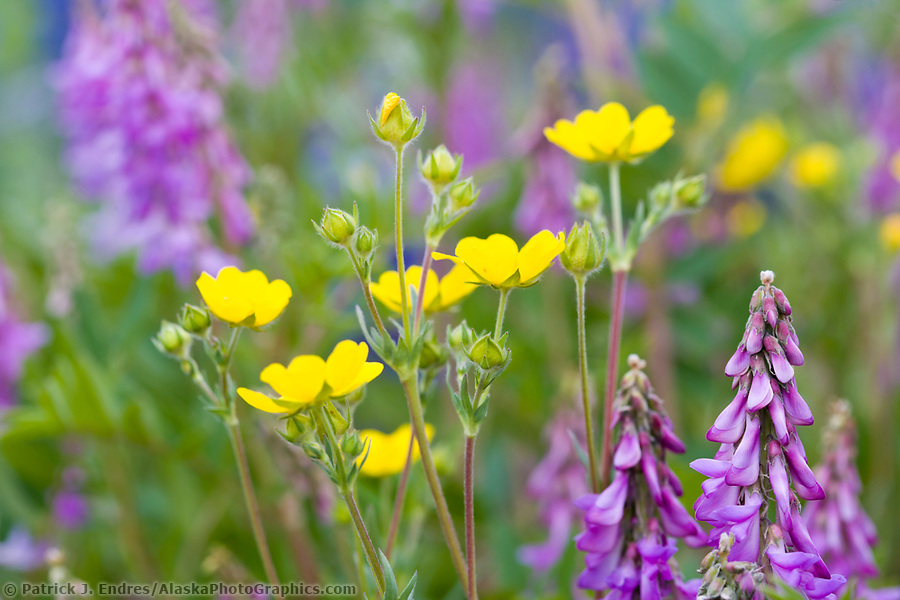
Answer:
589;102;632;155
196;269;254;324
338;362;384;397
237;388;289;414
544;120;595;161
380;92;401;126
407;267;440;313
455;234;519;287
356;423;435;477
262;356;326;403
517;230;566;284
253;279;292;326
432;251;462;264
369;271;404;313
629;105;675;157
325;341;370;397
434;263;479;311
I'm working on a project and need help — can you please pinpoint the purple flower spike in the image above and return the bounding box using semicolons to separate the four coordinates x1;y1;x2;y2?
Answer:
575;356;701;593
725;344;751;376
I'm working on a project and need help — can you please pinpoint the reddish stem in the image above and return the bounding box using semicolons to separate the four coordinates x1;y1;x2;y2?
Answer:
600;269;628;486
464;435;478;600
384;432;416;558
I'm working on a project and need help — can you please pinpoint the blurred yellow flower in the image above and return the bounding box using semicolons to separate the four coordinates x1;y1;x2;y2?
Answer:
789;142;840;189
369;264;477;314
237;341;383;414
196;266;292;327
697;83;729;128
356;423;435;477
879;214;900;252
544;102;674;163
717;117;788;192
433;230;565;289
726;199;767;239
890;151;900;183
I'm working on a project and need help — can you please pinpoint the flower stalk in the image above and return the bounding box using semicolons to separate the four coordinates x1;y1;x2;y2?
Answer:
464;435;478;600
394;148;412;343
600;269;628;486
575;275;600;493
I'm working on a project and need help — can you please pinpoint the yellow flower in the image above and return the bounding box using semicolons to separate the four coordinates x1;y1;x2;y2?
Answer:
890;151;900;183
196;266;292;327
432;230;566;289
544;102;674;163
237;341;383;414
717;117;788;192
726;199;767;239
879;214;900;252
789;142;840;189
369;264;477;314
696;83;729;128
356;423;435;478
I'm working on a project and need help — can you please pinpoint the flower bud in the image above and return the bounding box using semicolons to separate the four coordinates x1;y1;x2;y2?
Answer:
301;441;326;461
340;432;365;457
318;207;356;246
448;177;480;211
419;338;448;370
354;226;378;259
419;145;462;186
280;417;307;444
369;92;426;147
572;182;603;213
649;180;674;208
447;322;472;354
673;174;708;209
466;334;506;370
154;321;192;357
180;304;211;335
560;221;604;276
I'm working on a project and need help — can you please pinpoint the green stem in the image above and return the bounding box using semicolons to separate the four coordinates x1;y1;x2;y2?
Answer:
394;148;412;343
413;246;435;334
575;275;601;493
609;162;624;256
385;432;416;559
313;405;385;596
494;288;510;338
464;435;478;600
400;378;470;595
226;422;282;594
348;250;387;336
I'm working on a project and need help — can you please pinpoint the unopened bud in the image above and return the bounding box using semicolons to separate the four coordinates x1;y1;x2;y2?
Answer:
419;145;462;186
319;207;356;245
560;221;604;275
181;304;211;335
673;174;707;209
448;177;479;211
354;226;378;258
369;92;425;147
447;322;471;354
154;321;192;357
340;432;365;457
572;182;602;213
466;334;505;370
301;441;326;461
420;338;448;370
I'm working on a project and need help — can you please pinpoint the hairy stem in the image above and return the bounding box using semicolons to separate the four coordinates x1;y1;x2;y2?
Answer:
401;378;469;594
348;250;387;336
384;432;416;559
413;246;435;334
600;269;628;486
609;162;624;256
575;275;601;493
464;435;478;600
494;288;510;339
394;148;412;343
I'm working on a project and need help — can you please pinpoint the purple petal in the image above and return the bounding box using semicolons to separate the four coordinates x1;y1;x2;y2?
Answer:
784;335;804;366
784;438;819;490
641;436;662;504
783;382;814;425
708;387;749;443
764;296;778;328
769;349;795;383
614;428;641;470
747;371;773;411
769;455;792;529
576;471;629;526
659;422;686;454
658;487;705;544
747;313;764;353
690;458;730;478
725;416;760;486
725;344;751;376
769;394;790;445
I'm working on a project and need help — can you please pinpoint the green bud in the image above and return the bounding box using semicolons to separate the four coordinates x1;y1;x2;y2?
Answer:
447;322;472;354
419;338;449;370
354;226;378;259
560;221;604;276
154;320;192;357
301;441;326;461
340;432;365;457
418;145;462;186
280;417;306;444
180;303;211;335
448;177;480;211
673;174;707;209
465;334;506;370
649;180;674;208
318;207;357;245
368;92;426;148
572;182;603;213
